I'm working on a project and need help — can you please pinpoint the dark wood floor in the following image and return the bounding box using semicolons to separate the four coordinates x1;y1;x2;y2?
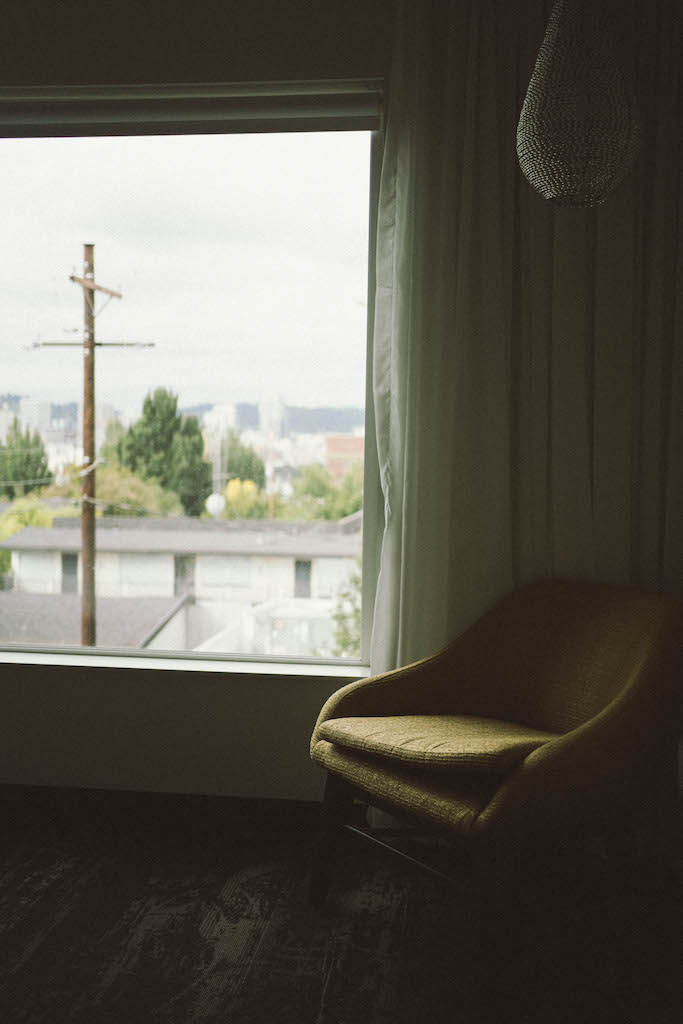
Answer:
0;785;680;1024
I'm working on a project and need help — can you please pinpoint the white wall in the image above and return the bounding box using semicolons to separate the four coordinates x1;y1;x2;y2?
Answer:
14;551;60;594
186;600;242;648
145;605;190;650
0;655;363;800
312;557;355;599
119;551;174;597
196;553;295;603
11;547;356;604
195;553;253;600
250;555;296;601
95;551;121;597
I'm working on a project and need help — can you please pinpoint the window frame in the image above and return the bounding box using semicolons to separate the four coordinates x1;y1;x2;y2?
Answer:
0;80;383;670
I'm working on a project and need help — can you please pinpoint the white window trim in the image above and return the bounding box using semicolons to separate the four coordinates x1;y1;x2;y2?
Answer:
0;80;384;674
0;648;367;679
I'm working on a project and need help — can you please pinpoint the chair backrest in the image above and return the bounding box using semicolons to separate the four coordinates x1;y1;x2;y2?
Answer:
445;579;681;735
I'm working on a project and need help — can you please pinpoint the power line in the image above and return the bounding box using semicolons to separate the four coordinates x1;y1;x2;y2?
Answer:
0;446;61;455
0;476;54;487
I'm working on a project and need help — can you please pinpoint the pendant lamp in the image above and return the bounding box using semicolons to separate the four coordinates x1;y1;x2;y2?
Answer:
517;0;640;206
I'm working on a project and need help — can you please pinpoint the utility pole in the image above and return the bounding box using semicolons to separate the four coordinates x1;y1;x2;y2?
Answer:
33;244;154;646
80;243;98;646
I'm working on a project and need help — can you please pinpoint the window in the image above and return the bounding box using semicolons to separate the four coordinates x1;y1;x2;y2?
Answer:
0;83;382;664
294;560;312;598
61;553;78;593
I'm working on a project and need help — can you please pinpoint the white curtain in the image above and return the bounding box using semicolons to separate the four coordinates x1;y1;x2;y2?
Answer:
370;0;682;673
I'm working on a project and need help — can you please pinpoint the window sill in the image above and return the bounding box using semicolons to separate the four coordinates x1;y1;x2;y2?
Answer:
0;646;368;679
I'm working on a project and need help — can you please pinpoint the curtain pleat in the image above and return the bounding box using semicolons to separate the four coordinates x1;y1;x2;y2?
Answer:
370;0;682;673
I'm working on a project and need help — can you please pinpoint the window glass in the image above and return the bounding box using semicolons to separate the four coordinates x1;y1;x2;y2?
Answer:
294;559;312;598
0;131;370;659
61;553;78;593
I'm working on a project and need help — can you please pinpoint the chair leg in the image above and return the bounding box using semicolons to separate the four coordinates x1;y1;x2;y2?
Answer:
309;772;358;909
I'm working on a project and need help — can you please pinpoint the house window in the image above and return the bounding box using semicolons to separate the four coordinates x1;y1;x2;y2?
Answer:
294;560;312;598
0;83;381;662
174;555;195;596
61;553;78;593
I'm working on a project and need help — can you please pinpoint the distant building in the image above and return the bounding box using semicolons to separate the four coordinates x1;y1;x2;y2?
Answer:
325;434;364;483
0;515;361;657
18;398;51;437
202;403;238;491
258;396;286;439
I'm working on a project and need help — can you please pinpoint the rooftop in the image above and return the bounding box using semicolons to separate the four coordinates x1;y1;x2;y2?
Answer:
0;593;181;648
1;515;362;558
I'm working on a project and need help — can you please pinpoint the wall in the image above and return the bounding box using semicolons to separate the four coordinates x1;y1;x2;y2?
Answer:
0;0;387;798
13;551;60;594
2;1;395;87
97;551;175;598
312;557;355;599
0;654;360;800
145;605;190;651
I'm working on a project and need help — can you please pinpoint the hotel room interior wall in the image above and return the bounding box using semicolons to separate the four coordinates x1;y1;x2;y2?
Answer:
0;660;350;800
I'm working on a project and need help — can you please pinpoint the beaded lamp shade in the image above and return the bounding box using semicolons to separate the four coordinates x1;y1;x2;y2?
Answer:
517;0;640;206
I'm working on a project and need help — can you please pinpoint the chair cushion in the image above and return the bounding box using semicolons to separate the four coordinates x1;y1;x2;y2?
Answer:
311;738;497;836
318;715;559;773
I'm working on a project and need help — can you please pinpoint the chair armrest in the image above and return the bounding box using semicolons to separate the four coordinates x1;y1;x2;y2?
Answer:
310;643;458;754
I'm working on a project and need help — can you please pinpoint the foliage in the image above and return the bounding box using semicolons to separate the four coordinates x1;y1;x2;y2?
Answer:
282;462;363;521
223;478;269;519
0;417;53;499
117;388;211;516
332;558;362;658
167;418;212;518
222;430;266;490
118;388;180;483
323;462;364;520
293;463;332;499
44;463;182;517
99;417;126;466
0;494;59;575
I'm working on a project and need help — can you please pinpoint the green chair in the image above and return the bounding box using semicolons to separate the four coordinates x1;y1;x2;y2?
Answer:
309;579;681;906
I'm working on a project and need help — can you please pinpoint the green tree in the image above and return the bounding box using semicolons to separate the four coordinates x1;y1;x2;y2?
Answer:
294;463;333;499
0;418;53;499
324;462;363;520
223;429;266;490
332;559;362;658
282;464;334;519
168;418;212;517
99;417;126;466
118;388;211;516
282;462;363;521
43;463;182;517
118;388;180;485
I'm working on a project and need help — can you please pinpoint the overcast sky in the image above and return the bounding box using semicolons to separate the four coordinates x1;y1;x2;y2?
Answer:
0;131;371;422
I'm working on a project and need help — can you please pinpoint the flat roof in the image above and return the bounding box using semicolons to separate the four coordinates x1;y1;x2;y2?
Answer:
1;518;361;558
